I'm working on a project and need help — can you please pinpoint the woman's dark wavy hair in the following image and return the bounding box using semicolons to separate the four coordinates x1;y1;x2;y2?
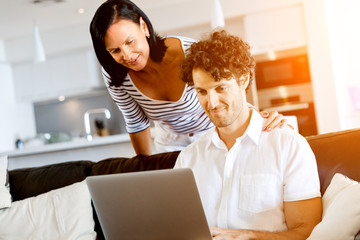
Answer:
90;0;167;87
182;30;255;89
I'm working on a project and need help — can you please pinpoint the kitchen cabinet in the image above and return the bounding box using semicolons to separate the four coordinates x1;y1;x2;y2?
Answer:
244;4;307;55
12;50;104;102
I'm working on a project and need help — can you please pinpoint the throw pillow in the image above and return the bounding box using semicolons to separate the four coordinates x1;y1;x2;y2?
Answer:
307;173;360;240
0;180;96;240
0;155;11;209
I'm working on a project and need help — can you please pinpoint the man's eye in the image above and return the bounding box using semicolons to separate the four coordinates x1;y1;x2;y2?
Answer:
197;90;206;95
217;86;226;92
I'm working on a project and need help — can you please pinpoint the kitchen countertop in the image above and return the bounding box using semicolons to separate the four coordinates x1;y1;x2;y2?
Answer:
3;133;131;158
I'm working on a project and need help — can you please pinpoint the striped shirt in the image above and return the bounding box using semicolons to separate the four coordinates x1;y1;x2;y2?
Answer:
103;36;214;135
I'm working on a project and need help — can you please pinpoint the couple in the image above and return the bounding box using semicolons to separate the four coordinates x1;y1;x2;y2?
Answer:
90;0;291;156
90;1;322;239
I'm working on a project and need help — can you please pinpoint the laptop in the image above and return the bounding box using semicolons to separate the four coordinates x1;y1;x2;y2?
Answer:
86;168;212;240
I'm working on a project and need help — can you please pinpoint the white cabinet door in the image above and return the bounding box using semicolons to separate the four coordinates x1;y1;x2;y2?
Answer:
13;50;103;102
48;54;72;96
66;50;104;96
12;64;31;101
12;63;48;102
244;5;307;55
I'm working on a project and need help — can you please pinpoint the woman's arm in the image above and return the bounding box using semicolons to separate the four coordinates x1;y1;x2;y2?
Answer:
129;127;152;156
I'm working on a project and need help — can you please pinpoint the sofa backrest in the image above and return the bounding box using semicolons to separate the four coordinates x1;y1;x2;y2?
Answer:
8;160;94;201
9;129;360;199
306;128;360;195
8;151;179;201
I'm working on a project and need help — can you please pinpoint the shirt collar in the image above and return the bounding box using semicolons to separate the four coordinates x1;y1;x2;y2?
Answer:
210;109;264;148
244;109;264;145
210;128;226;150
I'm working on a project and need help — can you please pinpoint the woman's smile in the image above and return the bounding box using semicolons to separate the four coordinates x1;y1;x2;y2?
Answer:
127;55;140;65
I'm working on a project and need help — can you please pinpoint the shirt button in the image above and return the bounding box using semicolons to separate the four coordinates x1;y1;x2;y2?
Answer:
189;133;194;137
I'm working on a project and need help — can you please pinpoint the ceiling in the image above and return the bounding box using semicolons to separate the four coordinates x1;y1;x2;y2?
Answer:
0;0;187;41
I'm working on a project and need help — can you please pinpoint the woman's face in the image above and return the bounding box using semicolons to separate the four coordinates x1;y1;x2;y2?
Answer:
104;17;150;71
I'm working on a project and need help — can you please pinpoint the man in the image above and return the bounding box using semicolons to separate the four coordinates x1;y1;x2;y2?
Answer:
174;30;322;240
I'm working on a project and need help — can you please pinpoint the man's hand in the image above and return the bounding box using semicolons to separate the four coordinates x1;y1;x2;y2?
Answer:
210;197;322;240
211;227;254;240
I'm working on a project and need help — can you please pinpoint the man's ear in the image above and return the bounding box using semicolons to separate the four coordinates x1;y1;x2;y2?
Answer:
240;74;250;90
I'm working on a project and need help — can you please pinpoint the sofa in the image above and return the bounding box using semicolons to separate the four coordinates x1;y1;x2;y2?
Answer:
4;128;360;239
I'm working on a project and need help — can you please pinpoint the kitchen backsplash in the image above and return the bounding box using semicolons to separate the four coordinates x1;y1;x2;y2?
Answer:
34;90;127;139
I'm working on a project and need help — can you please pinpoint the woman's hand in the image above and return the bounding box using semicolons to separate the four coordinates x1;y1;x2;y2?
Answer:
259;110;294;131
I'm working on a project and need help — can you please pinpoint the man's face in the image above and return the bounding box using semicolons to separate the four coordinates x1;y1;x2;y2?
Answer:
193;67;248;128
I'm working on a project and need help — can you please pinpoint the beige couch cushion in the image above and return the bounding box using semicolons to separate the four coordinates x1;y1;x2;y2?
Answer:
0;180;96;240
308;173;360;240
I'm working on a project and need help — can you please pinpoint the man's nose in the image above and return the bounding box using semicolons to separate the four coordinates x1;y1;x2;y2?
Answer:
207;91;219;109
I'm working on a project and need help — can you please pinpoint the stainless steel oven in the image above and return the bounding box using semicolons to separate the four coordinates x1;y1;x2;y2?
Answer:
255;54;311;89
255;53;317;136
256;83;317;137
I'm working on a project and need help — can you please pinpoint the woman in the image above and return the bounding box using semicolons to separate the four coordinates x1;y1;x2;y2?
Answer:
90;0;287;155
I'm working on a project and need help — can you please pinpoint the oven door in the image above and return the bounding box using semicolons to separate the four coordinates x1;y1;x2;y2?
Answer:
255;54;311;89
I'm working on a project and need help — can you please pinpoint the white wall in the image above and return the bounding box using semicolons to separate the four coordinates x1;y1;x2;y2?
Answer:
302;0;341;133
0;40;5;62
303;0;360;133
0;60;36;153
324;0;360;129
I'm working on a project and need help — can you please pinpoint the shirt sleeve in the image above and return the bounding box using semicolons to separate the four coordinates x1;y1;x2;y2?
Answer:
283;133;321;201
173;152;183;169
102;69;150;133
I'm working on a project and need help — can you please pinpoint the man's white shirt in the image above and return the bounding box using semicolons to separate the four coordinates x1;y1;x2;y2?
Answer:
174;110;320;232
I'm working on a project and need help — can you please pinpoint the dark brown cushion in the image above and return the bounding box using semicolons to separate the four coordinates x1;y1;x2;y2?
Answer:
8;160;93;201
90;151;179;176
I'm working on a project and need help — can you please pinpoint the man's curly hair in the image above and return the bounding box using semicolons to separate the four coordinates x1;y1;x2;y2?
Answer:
181;30;255;88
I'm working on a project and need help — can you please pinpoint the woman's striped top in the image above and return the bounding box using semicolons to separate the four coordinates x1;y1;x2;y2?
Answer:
102;36;214;135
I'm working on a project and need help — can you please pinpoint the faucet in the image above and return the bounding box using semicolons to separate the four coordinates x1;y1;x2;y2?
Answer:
84;108;111;141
